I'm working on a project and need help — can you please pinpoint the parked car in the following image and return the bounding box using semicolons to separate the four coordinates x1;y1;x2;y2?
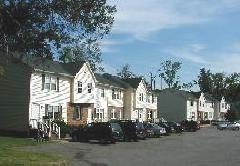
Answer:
181;120;198;132
167;121;183;133
115;120;138;142
134;122;147;139
217;121;240;130
110;122;125;141
71;122;123;143
157;122;171;135
217;121;229;130
144;123;166;137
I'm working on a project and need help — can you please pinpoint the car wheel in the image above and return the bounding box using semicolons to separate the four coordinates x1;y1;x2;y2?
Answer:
236;127;239;130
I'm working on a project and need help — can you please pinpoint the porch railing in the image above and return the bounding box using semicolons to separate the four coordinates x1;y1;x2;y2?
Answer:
29;119;61;139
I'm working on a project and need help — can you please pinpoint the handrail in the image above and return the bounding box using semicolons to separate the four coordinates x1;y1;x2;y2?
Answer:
30;119;61;139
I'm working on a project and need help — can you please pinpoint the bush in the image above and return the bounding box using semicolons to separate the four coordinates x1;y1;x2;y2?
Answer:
53;120;71;138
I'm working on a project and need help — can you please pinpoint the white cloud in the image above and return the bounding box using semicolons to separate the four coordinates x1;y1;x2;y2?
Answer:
163;42;240;73
110;0;240;40
164;44;208;64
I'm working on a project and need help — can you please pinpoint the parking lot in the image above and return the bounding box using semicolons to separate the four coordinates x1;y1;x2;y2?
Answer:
24;127;240;166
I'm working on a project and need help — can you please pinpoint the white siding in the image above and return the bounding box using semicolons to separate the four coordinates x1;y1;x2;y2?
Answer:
186;100;198;121
94;86;108;121
29;72;71;122
73;63;95;104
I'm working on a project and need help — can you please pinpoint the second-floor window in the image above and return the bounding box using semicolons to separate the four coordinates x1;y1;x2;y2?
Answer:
42;74;59;91
152;94;156;103
139;93;144;101
190;101;194;106
147;95;150;103
222;103;225;108
77;81;82;93
87;83;92;93
112;89;121;99
100;88;104;98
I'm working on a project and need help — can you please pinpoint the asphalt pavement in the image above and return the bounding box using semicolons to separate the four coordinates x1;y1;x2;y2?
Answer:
23;127;240;166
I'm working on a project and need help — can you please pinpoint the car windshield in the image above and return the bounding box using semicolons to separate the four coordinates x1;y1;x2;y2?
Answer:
110;122;122;130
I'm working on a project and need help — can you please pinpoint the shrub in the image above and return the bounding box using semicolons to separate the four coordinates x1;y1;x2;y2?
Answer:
53;120;70;138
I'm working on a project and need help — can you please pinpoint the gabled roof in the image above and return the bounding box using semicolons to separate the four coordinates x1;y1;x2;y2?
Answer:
24;58;84;76
122;77;143;89
191;91;201;98
159;88;199;100
204;93;216;102
95;73;130;89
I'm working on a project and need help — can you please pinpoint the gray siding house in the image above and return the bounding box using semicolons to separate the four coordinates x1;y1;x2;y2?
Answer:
157;89;198;122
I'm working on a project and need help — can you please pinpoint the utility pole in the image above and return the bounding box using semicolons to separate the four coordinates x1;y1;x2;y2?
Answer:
159;73;164;90
150;72;156;90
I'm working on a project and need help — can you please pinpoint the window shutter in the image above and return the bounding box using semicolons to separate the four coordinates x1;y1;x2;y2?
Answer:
57;77;59;92
42;74;45;90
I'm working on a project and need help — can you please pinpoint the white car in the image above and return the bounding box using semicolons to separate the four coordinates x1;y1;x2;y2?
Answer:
227;122;240;130
217;121;240;130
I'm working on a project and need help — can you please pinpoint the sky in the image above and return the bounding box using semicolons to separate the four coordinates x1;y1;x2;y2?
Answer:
100;0;240;90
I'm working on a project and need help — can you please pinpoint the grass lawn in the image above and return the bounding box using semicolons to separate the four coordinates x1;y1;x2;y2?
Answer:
0;136;68;165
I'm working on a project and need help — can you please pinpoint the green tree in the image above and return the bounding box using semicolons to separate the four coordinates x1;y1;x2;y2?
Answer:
59;40;103;72
158;60;181;89
117;64;136;79
0;0;116;60
197;68;213;93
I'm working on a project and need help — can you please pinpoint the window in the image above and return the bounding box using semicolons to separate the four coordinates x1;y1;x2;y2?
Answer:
42;74;59;91
77;81;82;93
45;104;62;120
73;106;81;120
209;112;213;119
225;103;227;109
111;109;117;119
190;101;194;106
45;75;50;90
191;112;195;119
148;111;153;119
139;93;144;101
112;89;121;99
100;88;104;98
87;83;92;93
152;94;156;103
147;95;150;103
94;109;104;120
200;101;202;106
222;103;225;108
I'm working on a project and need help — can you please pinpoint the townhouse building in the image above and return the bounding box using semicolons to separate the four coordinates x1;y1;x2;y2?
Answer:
157;89;198;122
214;97;230;120
157;89;230;122
123;78;158;122
94;73;126;122
0;53;157;136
